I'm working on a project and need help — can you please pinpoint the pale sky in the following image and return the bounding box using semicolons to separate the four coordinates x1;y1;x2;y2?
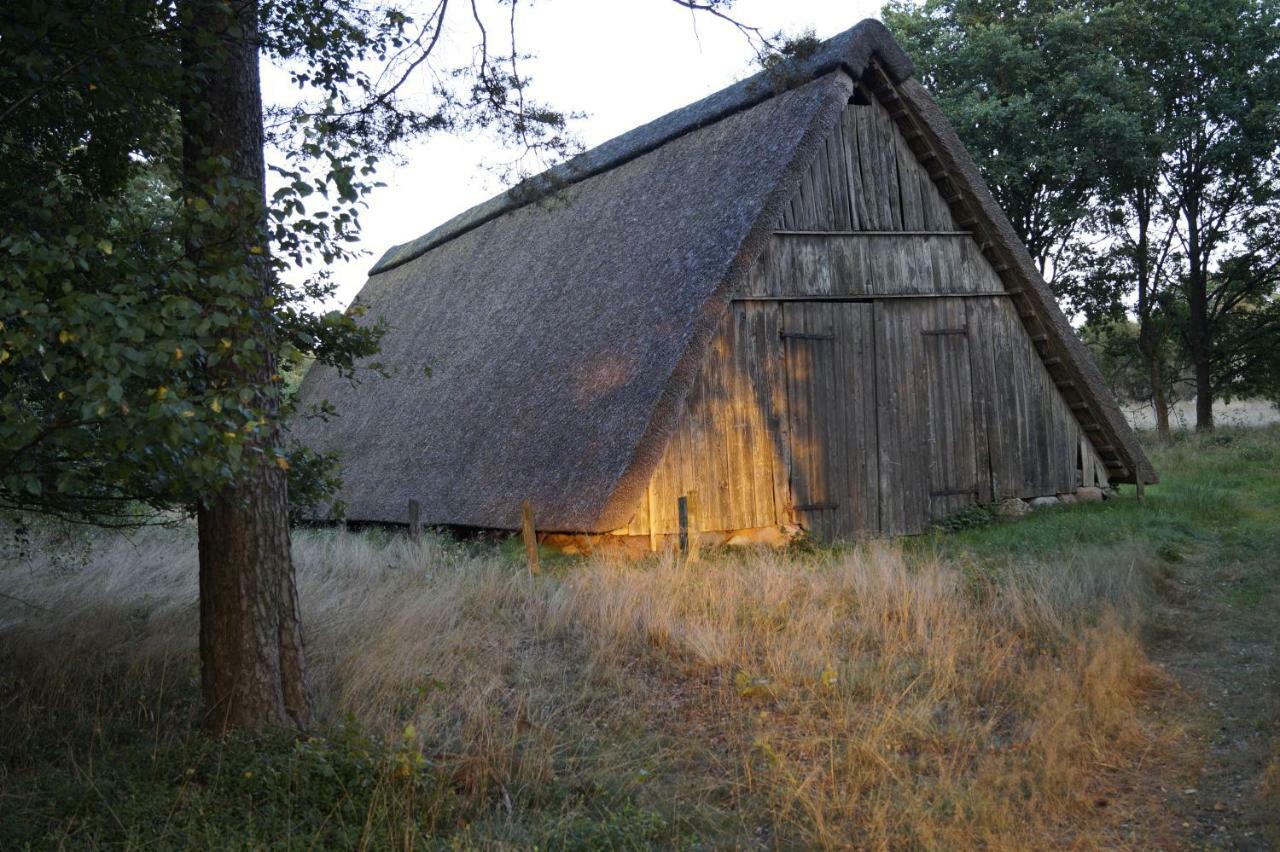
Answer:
263;1;885;308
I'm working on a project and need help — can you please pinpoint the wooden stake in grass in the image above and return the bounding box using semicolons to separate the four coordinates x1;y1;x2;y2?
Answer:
408;498;422;542
677;496;689;555
1136;478;1146;503
521;499;540;576
678;491;700;563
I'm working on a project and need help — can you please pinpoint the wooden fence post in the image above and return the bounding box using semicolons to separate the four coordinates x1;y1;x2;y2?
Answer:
521;499;540;577
677;492;700;562
677;496;689;555
408;499;422;543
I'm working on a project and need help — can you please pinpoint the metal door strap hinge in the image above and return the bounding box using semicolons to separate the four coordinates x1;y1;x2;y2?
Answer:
780;331;835;341
773;327;834;337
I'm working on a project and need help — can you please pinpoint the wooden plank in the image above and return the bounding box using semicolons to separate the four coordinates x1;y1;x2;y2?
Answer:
646;482;657;550
677;495;690;554
738;302;778;526
1093;441;1111;488
757;301;794;527
778;186;797;230
727;305;761;529
889;112;957;231
703;328;732;526
521;500;540;576
920;299;980;520
773;230;972;236
965;299;998;503
696;333;727;527
1080;434;1094;489
871;97;905;229
893;123;926;230
746;234;1008;299
1079;433;1111;490
635;300;794;535
407;498;422;542
825;119;852;231
874;300;930;534
853;103;894;230
806;135;837;229
968;295;1022;499
833;302;879;535
974;295;1083;499
685;491;701;562
841;105;871;229
736;293;1010;302
827;230;866;296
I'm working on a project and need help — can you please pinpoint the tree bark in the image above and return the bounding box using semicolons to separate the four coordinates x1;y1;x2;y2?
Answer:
1133;200;1172;441
181;0;311;732
1148;355;1171;438
198;464;310;732
1183;203;1214;431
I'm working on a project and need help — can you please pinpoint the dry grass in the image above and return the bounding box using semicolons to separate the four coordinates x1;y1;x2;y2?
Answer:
0;520;1170;848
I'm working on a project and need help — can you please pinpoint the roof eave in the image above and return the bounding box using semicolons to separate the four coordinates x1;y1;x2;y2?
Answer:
886;75;1156;485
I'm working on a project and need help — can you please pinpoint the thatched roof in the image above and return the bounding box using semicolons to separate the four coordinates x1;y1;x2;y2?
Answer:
292;19;1152;531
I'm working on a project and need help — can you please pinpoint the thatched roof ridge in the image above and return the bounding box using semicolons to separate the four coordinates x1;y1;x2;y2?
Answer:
369;19;913;276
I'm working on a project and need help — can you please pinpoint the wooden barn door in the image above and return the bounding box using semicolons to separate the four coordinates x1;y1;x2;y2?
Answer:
780;302;879;541
875;298;984;534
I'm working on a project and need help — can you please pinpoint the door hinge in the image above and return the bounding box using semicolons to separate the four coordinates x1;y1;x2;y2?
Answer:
780;330;834;341
921;327;969;336
791;502;840;511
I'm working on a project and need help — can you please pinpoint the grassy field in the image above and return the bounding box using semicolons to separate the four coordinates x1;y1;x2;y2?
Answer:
2;428;1278;849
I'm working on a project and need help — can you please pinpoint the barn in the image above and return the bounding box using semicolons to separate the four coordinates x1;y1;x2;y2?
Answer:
292;19;1155;548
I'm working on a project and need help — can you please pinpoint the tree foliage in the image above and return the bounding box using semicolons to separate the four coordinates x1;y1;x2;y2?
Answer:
0;0;588;524
882;0;1142;280
2;0;365;522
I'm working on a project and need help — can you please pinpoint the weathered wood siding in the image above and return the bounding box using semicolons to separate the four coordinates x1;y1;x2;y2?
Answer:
966;296;1080;501
776;93;955;231
741;95;1000;300
621;89;1113;541
625;301;787;536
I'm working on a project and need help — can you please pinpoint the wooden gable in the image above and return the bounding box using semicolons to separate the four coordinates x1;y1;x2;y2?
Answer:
620;81;1112;543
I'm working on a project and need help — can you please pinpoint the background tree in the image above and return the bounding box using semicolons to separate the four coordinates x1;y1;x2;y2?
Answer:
882;0;1137;284
885;0;1280;432
1071;0;1183;439
1143;0;1280;430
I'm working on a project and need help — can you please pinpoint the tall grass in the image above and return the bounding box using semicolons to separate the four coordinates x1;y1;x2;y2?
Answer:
0;518;1167;848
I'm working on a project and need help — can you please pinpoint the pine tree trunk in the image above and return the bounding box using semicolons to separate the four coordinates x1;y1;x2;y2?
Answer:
181;0;312;732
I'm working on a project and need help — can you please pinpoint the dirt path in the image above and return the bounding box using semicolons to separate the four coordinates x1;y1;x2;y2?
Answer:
1148;540;1280;848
